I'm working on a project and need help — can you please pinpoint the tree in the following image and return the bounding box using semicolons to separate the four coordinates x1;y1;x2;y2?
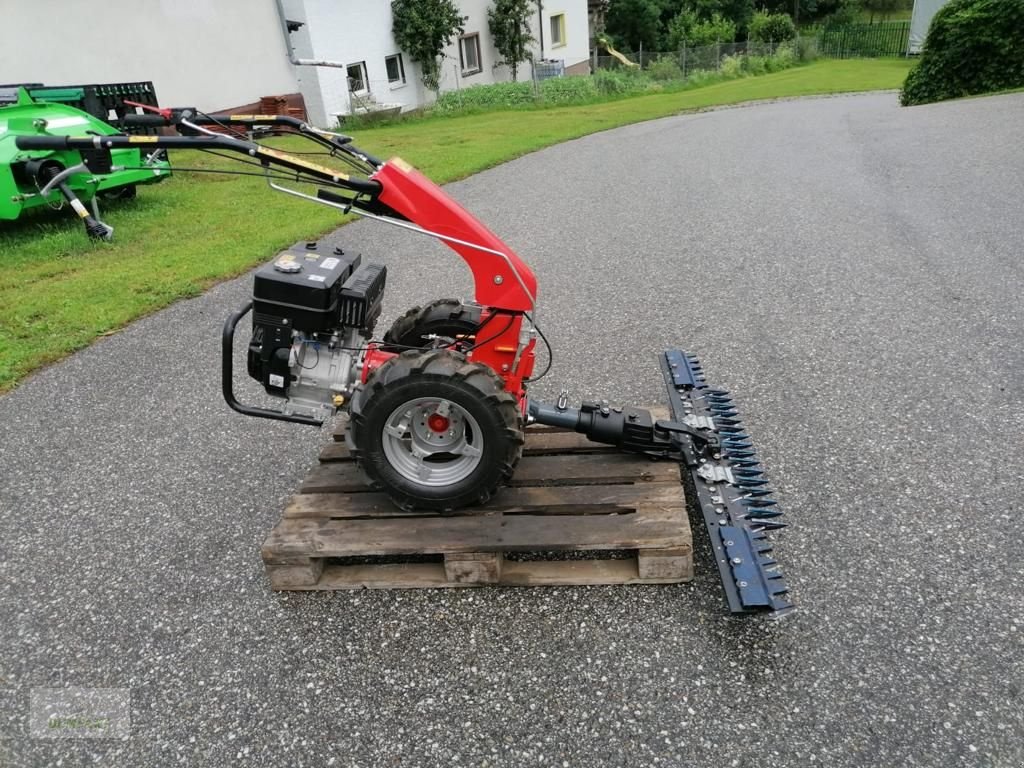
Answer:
861;0;911;22
392;0;465;90
668;9;738;47
748;10;797;41
605;0;665;51
488;0;536;81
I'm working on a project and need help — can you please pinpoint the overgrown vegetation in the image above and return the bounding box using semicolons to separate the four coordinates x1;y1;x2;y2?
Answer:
436;43;804;115
390;0;464;89
600;0;911;49
488;0;535;81
0;60;913;392
667;10;738;47
901;0;1024;105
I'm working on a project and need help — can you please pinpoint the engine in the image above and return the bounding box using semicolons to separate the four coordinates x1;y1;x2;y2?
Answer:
246;240;386;422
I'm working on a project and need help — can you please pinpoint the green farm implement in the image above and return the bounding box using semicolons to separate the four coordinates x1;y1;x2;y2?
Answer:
0;82;170;238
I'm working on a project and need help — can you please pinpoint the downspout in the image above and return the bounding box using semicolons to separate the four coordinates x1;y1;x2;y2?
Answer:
273;0;347;69
537;0;545;60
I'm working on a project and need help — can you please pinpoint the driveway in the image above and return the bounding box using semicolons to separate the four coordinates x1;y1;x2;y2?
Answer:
2;91;1022;767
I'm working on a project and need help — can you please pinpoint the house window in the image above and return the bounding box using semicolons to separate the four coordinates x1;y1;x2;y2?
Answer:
550;13;566;47
385;53;406;85
459;33;482;75
346;61;367;93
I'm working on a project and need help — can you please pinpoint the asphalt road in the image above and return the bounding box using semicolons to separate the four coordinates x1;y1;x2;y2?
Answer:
2;91;1023;767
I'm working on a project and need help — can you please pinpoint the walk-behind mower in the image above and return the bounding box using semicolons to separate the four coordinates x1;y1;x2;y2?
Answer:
15;107;791;615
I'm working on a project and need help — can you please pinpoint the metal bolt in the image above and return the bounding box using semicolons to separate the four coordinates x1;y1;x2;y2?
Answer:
718;519;727;525
725;540;734;547
501;364;510;371
738;581;748;588
493;275;504;285
732;557;743;564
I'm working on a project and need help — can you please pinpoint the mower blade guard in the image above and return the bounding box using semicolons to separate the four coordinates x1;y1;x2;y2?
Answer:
660;350;793;617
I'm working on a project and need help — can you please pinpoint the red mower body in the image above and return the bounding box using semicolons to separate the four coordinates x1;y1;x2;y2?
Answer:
362;158;539;405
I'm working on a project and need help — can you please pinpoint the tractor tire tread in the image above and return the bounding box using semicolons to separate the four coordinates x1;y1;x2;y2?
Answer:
382;299;481;351
349;349;523;512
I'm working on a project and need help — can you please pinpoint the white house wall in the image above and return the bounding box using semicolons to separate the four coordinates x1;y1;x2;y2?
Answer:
437;0;505;92
535;3;591;74
0;0;298;112
294;0;591;122
287;0;428;127
438;0;591;92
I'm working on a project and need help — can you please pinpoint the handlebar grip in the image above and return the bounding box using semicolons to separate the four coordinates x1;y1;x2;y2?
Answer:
120;114;171;127
15;136;71;150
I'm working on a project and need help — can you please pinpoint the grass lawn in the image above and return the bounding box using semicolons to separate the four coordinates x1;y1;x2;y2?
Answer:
0;58;913;392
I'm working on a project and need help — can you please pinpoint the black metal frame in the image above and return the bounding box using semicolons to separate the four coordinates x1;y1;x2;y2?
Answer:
221;301;322;427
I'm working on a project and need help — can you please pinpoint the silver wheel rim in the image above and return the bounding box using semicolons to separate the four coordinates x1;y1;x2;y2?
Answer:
381;396;484;487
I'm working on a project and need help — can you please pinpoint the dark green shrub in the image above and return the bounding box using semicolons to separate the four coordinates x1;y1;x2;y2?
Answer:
901;0;1024;105
434;81;533;113
748;11;798;43
667;10;738;48
646;57;685;81
592;69;650;96
795;35;820;60
539;76;598;103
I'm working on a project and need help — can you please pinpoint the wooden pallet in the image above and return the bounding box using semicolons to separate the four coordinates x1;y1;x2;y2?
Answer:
261;415;693;590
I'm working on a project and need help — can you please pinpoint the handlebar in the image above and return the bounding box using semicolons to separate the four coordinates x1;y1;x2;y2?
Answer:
15;136;76;150
15;132;382;195
120;114;171;127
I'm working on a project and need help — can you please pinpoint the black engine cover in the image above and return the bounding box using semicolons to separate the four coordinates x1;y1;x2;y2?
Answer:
247;241;387;395
252;241;361;333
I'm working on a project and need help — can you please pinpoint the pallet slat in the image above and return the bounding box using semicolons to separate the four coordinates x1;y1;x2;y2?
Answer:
266;406;692;590
271;557;691;590
264;487;686;558
302;452;680;494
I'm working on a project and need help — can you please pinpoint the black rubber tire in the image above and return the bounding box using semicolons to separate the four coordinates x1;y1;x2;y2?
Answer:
349;349;523;511
382;299;481;351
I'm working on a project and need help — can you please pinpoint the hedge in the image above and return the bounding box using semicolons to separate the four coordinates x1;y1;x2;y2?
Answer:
901;0;1024;105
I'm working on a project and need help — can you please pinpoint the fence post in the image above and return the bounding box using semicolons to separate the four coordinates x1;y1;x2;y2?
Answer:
716;39;721;69
682;41;687;78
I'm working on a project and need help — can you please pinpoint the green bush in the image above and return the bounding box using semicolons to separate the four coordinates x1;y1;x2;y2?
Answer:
539;76;597;103
775;42;798;67
745;55;769;74
687;69;721;87
592;69;650;96
748;11;798;43
418;40;802;119
434;81;533;113
667;9;738;48
647;57;685;81
721;54;745;77
901;0;1024;105
795;35;820;61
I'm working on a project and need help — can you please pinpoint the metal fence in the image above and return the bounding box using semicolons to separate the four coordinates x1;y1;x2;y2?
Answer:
596;21;909;75
596;41;783;79
817;21;911;57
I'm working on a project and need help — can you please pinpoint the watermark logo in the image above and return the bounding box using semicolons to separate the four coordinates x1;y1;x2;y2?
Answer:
29;688;130;739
